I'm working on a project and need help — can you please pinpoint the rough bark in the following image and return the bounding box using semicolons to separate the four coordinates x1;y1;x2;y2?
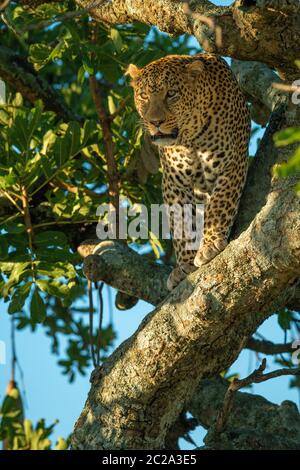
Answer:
231;59;287;126
74;0;300;79
190;377;300;450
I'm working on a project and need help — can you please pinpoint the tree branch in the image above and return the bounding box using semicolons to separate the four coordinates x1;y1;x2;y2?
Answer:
0;45;82;122
74;0;300;79
231;59;287;126
189;376;300;450
215;359;300;434
246;338;294;355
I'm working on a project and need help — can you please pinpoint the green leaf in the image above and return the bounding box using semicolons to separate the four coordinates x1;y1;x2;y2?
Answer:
36;280;69;298
82;60;94;76
54;121;81;167
55;437;68;450
8;282;32;314
77;65;85;85
34;231;68;247
0;236;8;260
29;41;67;70
41;129;57;155
110;28;123;53
81;120;98;147
278;309;292;330
1;387;20;414
30;286;47;323
273;147;300;178
35;261;76;279
5;223;26;234
1;262;30;298
0;168;18;189
274;127;300;146
27;101;43;144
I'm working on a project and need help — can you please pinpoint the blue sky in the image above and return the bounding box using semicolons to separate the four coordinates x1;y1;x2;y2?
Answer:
1;0;299;450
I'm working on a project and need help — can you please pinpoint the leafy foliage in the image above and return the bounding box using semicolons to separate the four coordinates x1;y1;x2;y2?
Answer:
274;126;300;193
0;383;68;450
273;61;300;194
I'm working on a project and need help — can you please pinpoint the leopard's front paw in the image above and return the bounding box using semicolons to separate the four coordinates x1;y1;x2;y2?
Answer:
167;264;196;291
194;239;227;268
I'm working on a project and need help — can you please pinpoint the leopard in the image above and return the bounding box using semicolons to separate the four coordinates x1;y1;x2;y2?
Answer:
127;53;251;291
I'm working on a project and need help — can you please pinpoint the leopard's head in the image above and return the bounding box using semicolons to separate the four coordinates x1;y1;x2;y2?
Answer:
127;56;205;146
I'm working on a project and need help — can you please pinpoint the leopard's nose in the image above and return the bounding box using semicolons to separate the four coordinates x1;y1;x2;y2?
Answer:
150;119;164;128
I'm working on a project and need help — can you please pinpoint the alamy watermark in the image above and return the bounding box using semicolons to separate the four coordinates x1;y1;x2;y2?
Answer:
292;339;300;365
292;79;300;105
0;79;5;105
95;198;204;250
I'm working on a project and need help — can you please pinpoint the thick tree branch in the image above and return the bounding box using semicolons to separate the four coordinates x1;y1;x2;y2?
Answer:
246;338;294;355
0;45;81;122
231;59;287;126
189;376;300;450
74;0;300;79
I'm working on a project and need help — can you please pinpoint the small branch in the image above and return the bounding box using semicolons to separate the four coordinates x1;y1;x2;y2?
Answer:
89;24;120;235
2;190;24;213
246;337;294;355
50;178;106;199
231;60;287;114
21;186;36;282
216;359;300;433
189;376;300;450
10;315;16;383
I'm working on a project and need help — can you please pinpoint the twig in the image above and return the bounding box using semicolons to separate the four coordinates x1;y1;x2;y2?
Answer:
96;282;104;365
50;178;106;199
2;190;24;213
33;219;101;229
246;337;294;355
21;186;36;282
89;24;120;236
10;315;16;383
216;358;300;433
88;279;97;368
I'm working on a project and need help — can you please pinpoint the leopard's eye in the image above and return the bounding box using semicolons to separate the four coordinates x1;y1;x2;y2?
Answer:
139;92;148;100
166;90;177;99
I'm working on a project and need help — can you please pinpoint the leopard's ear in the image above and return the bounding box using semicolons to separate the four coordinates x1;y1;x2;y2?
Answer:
185;60;205;77
125;64;140;82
